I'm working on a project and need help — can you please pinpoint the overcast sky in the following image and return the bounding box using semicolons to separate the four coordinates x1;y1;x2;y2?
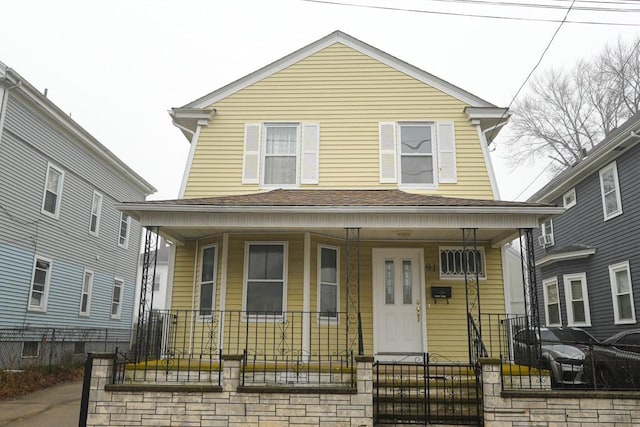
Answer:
2;0;639;200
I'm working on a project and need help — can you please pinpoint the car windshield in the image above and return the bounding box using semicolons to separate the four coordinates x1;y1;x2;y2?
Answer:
540;329;598;344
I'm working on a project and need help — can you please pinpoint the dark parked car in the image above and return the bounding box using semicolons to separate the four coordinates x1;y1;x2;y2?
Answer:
584;329;640;389
513;327;599;387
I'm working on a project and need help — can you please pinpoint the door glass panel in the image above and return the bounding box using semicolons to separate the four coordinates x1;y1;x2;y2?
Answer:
384;260;394;304
402;260;412;304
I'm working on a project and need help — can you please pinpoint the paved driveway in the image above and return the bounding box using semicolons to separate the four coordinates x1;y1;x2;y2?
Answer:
0;381;82;427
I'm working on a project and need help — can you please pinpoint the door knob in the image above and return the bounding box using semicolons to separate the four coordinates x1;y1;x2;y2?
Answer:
416;300;421;322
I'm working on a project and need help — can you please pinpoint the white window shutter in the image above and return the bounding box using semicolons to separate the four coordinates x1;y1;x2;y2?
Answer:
242;124;261;184
437;122;457;184
301;123;320;184
379;122;397;183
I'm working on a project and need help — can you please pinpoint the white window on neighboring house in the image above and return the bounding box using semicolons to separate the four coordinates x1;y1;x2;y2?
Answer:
79;269;93;316
543;277;562;326
29;256;52;312
199;245;217;316
378;121;457;187
41;163;64;218
439;247;485;280
563;188;577;209
242;123;319;187
318;245;339;320
111;278;123;319
244;243;287;316
563;273;590;326
599;161;623;220
118;213;130;248
609;261;636;324
89;191;103;235
538;219;554;248
152;273;162;292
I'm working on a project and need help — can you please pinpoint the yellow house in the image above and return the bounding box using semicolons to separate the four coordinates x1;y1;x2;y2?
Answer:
121;31;560;368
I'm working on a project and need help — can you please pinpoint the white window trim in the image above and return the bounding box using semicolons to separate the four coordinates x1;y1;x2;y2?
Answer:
543;277;562;327
317;244;340;324
41;163;64;219
609;261;636;325
438;246;486;280
397;122;438;190
79;268;94;317
28;255;52;312
599;161;623;221
21;342;40;358
111;278;124;319
198;243;218;320
260;123;301;189
242;241;288;321
563;273;591;327
563;188;577;209
118;213;131;249
88;191;103;236
539;219;555;248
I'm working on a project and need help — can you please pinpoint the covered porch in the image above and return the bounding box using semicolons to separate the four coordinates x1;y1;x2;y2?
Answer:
118;190;559;386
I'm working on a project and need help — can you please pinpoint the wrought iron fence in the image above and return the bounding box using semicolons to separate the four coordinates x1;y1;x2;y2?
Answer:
0;326;129;370
374;355;482;425
125;309;355;385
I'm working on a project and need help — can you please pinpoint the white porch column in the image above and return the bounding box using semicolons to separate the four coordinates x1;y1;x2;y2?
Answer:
302;232;311;359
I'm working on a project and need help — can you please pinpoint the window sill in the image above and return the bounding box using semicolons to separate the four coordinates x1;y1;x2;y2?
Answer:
614;319;636;325
27;307;47;313
604;210;623;221
40;210;59;219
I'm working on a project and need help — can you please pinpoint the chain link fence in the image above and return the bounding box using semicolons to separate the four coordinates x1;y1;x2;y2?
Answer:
0;327;131;370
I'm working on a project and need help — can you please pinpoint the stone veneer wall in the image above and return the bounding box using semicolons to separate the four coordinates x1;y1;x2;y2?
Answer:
481;358;640;427
86;354;373;427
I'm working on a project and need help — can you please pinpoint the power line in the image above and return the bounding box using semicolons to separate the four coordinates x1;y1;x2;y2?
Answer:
301;0;640;26
514;162;554;200
419;0;640;13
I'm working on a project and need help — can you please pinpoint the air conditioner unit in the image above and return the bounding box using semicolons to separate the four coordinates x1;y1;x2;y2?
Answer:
538;234;554;247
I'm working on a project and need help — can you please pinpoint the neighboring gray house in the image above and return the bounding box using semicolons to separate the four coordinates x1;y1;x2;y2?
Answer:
528;112;640;340
0;61;155;367
134;237;173;313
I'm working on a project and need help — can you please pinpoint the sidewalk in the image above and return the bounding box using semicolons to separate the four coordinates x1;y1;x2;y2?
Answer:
0;381;82;427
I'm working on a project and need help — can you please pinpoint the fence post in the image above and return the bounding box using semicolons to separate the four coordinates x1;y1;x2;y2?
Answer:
78;353;93;427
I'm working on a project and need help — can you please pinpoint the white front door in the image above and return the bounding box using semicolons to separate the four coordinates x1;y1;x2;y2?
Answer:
373;248;425;360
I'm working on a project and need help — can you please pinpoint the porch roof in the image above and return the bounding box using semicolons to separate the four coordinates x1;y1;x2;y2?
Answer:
118;189;562;246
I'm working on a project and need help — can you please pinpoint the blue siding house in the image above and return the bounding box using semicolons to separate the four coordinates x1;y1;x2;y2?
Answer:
0;61;155;367
528;112;640;340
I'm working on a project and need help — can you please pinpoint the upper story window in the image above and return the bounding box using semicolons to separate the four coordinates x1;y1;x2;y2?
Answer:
563;188;576;209
89;191;103;236
242;123;319;187
29;256;52;312
563;273;591;327
41;163;64;218
118;213;130;249
538;219;554;248
439;247;485;280
609;261;636;325
599;161;623;220
543;277;562;326
398;123;436;186
379;121;457;187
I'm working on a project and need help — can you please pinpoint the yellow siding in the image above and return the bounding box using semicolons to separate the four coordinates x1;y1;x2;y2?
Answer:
183;43;493;199
170;233;505;362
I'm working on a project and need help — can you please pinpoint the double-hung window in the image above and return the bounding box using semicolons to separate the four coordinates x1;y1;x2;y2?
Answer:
539;219;554;248
79;269;93;316
318;245;339;320
609;261;636;324
563;188;576;209
29;256;52;311
111;278;123;319
244;243;287;316
263;124;299;186
118;213;130;248
89;191;103;235
563;273;590;326
41;163;64;218
398;123;436;186
439;247;485;280
199;245;217;316
599;162;623;220
543;277;562;326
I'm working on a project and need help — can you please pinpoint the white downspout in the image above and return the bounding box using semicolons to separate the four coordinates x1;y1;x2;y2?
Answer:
189;240;200;356
302;232;311;361
0;78;21;143
475;123;504;200
178;119;207;198
218;233;229;355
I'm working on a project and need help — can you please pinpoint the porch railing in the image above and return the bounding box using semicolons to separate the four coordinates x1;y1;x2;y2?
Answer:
125;309;355;385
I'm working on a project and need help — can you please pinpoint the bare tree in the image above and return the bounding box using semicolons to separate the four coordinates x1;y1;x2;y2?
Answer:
504;37;640;172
